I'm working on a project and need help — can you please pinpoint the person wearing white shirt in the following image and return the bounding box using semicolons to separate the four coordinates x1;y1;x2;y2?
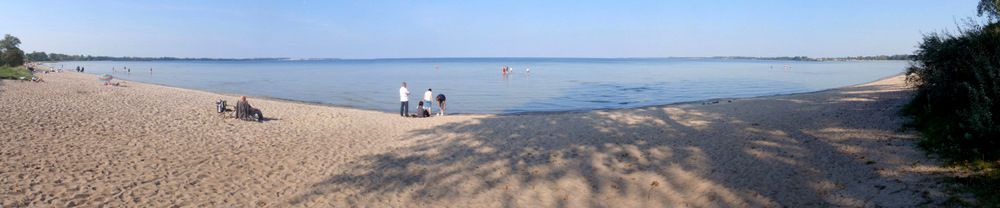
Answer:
399;82;410;117
424;88;434;113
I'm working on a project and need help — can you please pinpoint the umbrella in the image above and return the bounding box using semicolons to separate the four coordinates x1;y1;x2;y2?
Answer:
99;74;113;81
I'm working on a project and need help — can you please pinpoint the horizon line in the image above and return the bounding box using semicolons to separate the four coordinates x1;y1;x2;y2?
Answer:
36;55;913;61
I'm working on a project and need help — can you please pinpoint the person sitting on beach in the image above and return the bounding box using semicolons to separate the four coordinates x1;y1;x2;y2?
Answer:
436;93;446;116
417;101;430;117
235;96;264;122
30;77;44;83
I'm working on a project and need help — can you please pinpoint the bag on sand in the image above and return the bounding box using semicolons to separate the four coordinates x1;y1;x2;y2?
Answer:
216;100;227;113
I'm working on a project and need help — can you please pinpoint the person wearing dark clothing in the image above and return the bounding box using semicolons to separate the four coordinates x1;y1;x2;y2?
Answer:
436;94;446;116
418;101;430;117
235;96;263;121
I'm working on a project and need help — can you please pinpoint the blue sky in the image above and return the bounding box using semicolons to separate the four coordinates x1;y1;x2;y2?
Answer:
0;0;982;59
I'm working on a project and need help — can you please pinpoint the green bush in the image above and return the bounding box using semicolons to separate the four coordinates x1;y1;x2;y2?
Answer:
0;65;32;80
905;22;1000;160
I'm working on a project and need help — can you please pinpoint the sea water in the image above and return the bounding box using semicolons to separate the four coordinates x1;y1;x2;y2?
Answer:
52;58;908;114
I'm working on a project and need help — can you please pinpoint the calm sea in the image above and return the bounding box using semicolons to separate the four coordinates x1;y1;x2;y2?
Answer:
51;58;907;114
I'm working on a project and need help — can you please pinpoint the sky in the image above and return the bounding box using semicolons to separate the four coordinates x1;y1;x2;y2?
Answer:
0;0;984;59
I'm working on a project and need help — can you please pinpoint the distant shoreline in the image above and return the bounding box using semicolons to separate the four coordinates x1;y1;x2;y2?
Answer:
42;56;912;62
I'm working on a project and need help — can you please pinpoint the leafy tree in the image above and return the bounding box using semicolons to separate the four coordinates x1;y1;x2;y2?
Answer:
0;34;20;51
1;48;24;67
979;0;1000;20
0;34;24;66
981;0;1000;32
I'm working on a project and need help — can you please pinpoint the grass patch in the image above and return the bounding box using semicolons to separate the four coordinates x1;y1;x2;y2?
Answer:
942;160;1000;207
0;65;33;80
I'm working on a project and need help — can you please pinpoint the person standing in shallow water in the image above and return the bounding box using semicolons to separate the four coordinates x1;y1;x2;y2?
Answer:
399;82;410;117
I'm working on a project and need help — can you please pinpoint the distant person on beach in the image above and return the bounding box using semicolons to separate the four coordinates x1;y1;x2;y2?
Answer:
30;77;44;83
436;93;446;116
526;67;530;74
81;67;84;72
235;96;263;121
424;88;433;113
400;82;410;117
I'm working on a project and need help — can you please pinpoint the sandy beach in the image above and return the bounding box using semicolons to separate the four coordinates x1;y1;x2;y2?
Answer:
1;68;954;207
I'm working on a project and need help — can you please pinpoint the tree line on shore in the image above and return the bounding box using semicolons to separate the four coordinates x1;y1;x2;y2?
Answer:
712;54;913;61
24;51;285;62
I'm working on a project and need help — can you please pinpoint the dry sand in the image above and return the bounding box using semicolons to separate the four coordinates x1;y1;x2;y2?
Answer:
1;67;956;207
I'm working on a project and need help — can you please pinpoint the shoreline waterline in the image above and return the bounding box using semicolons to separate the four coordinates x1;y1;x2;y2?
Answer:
46;58;908;114
37;64;907;116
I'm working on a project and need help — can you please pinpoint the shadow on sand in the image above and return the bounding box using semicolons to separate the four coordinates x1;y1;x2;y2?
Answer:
290;81;941;207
